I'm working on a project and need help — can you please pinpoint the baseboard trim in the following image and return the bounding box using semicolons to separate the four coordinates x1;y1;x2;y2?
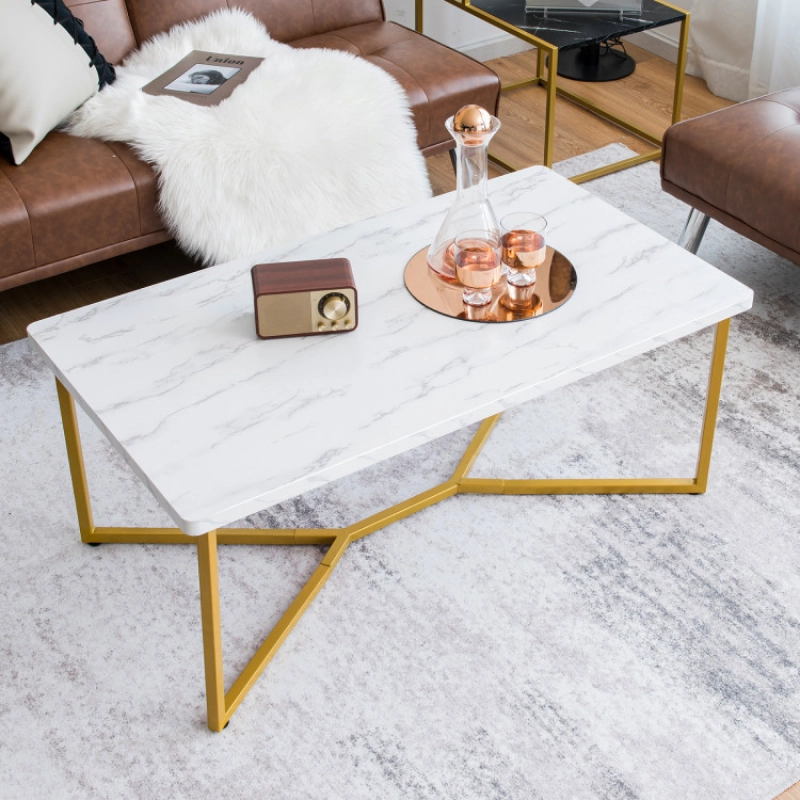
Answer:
626;29;679;64
459;33;533;62
456;28;682;68
439;23;693;73
626;29;703;79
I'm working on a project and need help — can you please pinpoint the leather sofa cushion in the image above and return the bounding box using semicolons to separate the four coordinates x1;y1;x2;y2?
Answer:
0;170;35;280
0;132;161;271
121;0;385;45
661;89;800;260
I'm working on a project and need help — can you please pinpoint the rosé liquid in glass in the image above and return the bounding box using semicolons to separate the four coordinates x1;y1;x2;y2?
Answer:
500;212;548;291
454;231;502;306
502;229;546;270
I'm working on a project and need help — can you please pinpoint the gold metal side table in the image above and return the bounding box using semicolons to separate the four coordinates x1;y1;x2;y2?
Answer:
416;0;689;183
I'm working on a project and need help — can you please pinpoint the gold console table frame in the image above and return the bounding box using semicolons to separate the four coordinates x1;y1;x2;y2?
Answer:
56;318;728;732
416;0;690;184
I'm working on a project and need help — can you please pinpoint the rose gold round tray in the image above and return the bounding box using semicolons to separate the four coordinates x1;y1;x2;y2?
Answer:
403;246;577;323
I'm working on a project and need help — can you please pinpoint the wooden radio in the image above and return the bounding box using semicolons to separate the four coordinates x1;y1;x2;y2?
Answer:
251;258;357;339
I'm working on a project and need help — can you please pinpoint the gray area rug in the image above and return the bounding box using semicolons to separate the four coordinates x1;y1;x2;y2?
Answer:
2;145;800;799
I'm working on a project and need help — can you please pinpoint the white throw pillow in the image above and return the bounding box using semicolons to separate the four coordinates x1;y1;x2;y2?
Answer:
0;0;100;163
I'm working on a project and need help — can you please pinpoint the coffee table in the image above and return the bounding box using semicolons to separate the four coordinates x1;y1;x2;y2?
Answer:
418;0;689;182
28;166;752;731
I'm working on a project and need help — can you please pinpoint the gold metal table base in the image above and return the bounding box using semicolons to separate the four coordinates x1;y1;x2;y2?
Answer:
55;318;729;732
421;0;690;184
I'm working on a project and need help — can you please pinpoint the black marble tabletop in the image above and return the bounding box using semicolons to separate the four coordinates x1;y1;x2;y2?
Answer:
467;0;686;50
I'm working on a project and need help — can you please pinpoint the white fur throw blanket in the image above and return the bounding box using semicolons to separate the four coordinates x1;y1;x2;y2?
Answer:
66;9;432;265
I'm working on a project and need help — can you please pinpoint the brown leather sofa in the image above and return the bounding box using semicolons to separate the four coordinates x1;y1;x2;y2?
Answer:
660;88;800;266
0;0;500;292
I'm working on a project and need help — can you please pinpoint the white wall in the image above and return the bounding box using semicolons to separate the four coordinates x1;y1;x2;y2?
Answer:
382;0;533;60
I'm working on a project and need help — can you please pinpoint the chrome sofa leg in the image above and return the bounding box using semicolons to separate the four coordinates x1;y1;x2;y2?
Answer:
678;208;710;254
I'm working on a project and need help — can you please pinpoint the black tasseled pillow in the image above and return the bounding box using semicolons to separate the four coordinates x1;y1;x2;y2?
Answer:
0;0;116;164
32;0;117;88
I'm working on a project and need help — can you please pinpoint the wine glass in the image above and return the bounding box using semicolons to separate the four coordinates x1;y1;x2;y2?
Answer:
500;212;547;288
453;229;503;306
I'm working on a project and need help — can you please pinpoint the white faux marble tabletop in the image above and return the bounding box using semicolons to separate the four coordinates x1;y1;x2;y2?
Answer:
28;167;753;535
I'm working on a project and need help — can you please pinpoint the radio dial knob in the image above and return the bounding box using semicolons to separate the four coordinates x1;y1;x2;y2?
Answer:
320;293;350;322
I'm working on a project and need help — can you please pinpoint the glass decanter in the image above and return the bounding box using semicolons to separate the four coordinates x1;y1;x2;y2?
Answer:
428;105;501;280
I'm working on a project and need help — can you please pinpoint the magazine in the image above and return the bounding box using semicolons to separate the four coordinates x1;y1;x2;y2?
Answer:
142;50;264;106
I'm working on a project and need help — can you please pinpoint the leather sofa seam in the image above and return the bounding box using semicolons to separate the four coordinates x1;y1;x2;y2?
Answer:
313;31;365;55
0;162;36;266
106;143;147;236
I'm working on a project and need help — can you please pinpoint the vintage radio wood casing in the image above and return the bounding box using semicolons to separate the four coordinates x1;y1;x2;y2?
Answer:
251;258;358;339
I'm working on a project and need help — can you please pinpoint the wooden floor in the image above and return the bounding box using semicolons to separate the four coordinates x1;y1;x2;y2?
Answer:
2;41;799;800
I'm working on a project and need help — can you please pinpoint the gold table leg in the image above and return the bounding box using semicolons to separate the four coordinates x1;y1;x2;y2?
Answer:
544;47;558;169
197;530;225;731
55;318;730;731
